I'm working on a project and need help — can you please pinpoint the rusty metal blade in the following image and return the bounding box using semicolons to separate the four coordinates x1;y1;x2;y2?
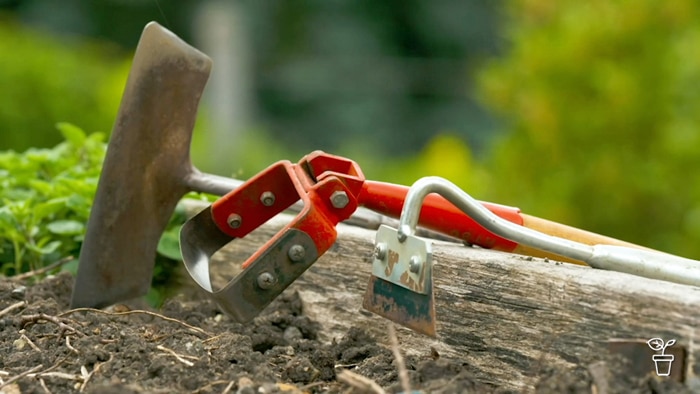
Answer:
362;275;437;337
70;22;212;308
179;206;234;294
362;225;438;337
181;207;322;322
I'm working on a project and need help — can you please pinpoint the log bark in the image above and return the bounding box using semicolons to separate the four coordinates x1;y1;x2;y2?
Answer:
183;202;700;391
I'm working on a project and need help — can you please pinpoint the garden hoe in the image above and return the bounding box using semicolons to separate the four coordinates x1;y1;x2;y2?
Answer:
362;176;700;337
69;21;242;309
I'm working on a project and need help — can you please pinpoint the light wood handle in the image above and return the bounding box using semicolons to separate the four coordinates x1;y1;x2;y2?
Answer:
512;214;653;265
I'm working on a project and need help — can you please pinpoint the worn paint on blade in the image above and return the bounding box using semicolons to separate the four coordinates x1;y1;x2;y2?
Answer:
363;225;437;336
362;275;437;337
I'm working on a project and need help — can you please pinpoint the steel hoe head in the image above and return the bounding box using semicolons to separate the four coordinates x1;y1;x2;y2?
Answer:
362;225;437;337
71;22;213;308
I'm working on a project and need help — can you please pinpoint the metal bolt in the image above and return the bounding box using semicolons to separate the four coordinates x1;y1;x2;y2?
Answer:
256;272;277;290
409;256;422;273
374;243;387;261
288;244;306;262
260;191;276;206
227;213;242;229
330;190;349;209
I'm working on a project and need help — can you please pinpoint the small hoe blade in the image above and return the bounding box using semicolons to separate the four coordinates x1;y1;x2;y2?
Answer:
362;225;438;337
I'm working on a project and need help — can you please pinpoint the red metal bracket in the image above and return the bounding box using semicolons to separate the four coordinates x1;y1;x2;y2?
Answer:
182;152;364;322
210;152;364;266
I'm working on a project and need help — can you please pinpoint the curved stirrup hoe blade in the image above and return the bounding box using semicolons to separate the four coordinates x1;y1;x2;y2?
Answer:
71;22;215;308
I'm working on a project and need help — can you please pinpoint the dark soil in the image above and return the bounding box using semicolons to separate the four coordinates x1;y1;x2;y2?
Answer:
0;273;692;393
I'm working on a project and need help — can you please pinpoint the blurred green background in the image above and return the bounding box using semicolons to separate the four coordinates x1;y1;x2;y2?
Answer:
1;0;700;259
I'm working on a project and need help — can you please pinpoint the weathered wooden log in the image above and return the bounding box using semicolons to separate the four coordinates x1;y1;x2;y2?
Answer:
182;201;700;391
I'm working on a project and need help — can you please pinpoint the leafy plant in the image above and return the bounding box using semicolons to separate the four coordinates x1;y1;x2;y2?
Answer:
0;123;105;275
0;123;211;289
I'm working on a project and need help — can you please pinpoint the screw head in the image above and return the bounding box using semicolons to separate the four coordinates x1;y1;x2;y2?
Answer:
288;244;306;262
227;213;242;229
257;272;277;290
330;190;350;209
374;243;387;261
409;256;422;273
260;191;276;207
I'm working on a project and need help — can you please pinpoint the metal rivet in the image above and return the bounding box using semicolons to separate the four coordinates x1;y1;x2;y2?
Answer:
288;244;306;262
374;243;387;261
330;190;349;209
409;256;422;273
260;191;276;207
257;272;277;290
227;213;242;229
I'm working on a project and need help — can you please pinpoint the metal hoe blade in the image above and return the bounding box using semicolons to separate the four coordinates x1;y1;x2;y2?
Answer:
180;207;321;323
179;206;234;295
362;225;437;337
71;22;219;308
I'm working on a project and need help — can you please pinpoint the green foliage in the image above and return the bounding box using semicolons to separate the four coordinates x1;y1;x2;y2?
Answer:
478;0;700;256
0;124;211;287
0;122;221;308
0;16;128;151
0;123;105;275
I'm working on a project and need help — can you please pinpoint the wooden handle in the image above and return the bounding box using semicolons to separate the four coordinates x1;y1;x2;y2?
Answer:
512;214;653;265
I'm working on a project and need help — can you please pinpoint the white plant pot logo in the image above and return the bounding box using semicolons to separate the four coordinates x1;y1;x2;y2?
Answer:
647;337;676;377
